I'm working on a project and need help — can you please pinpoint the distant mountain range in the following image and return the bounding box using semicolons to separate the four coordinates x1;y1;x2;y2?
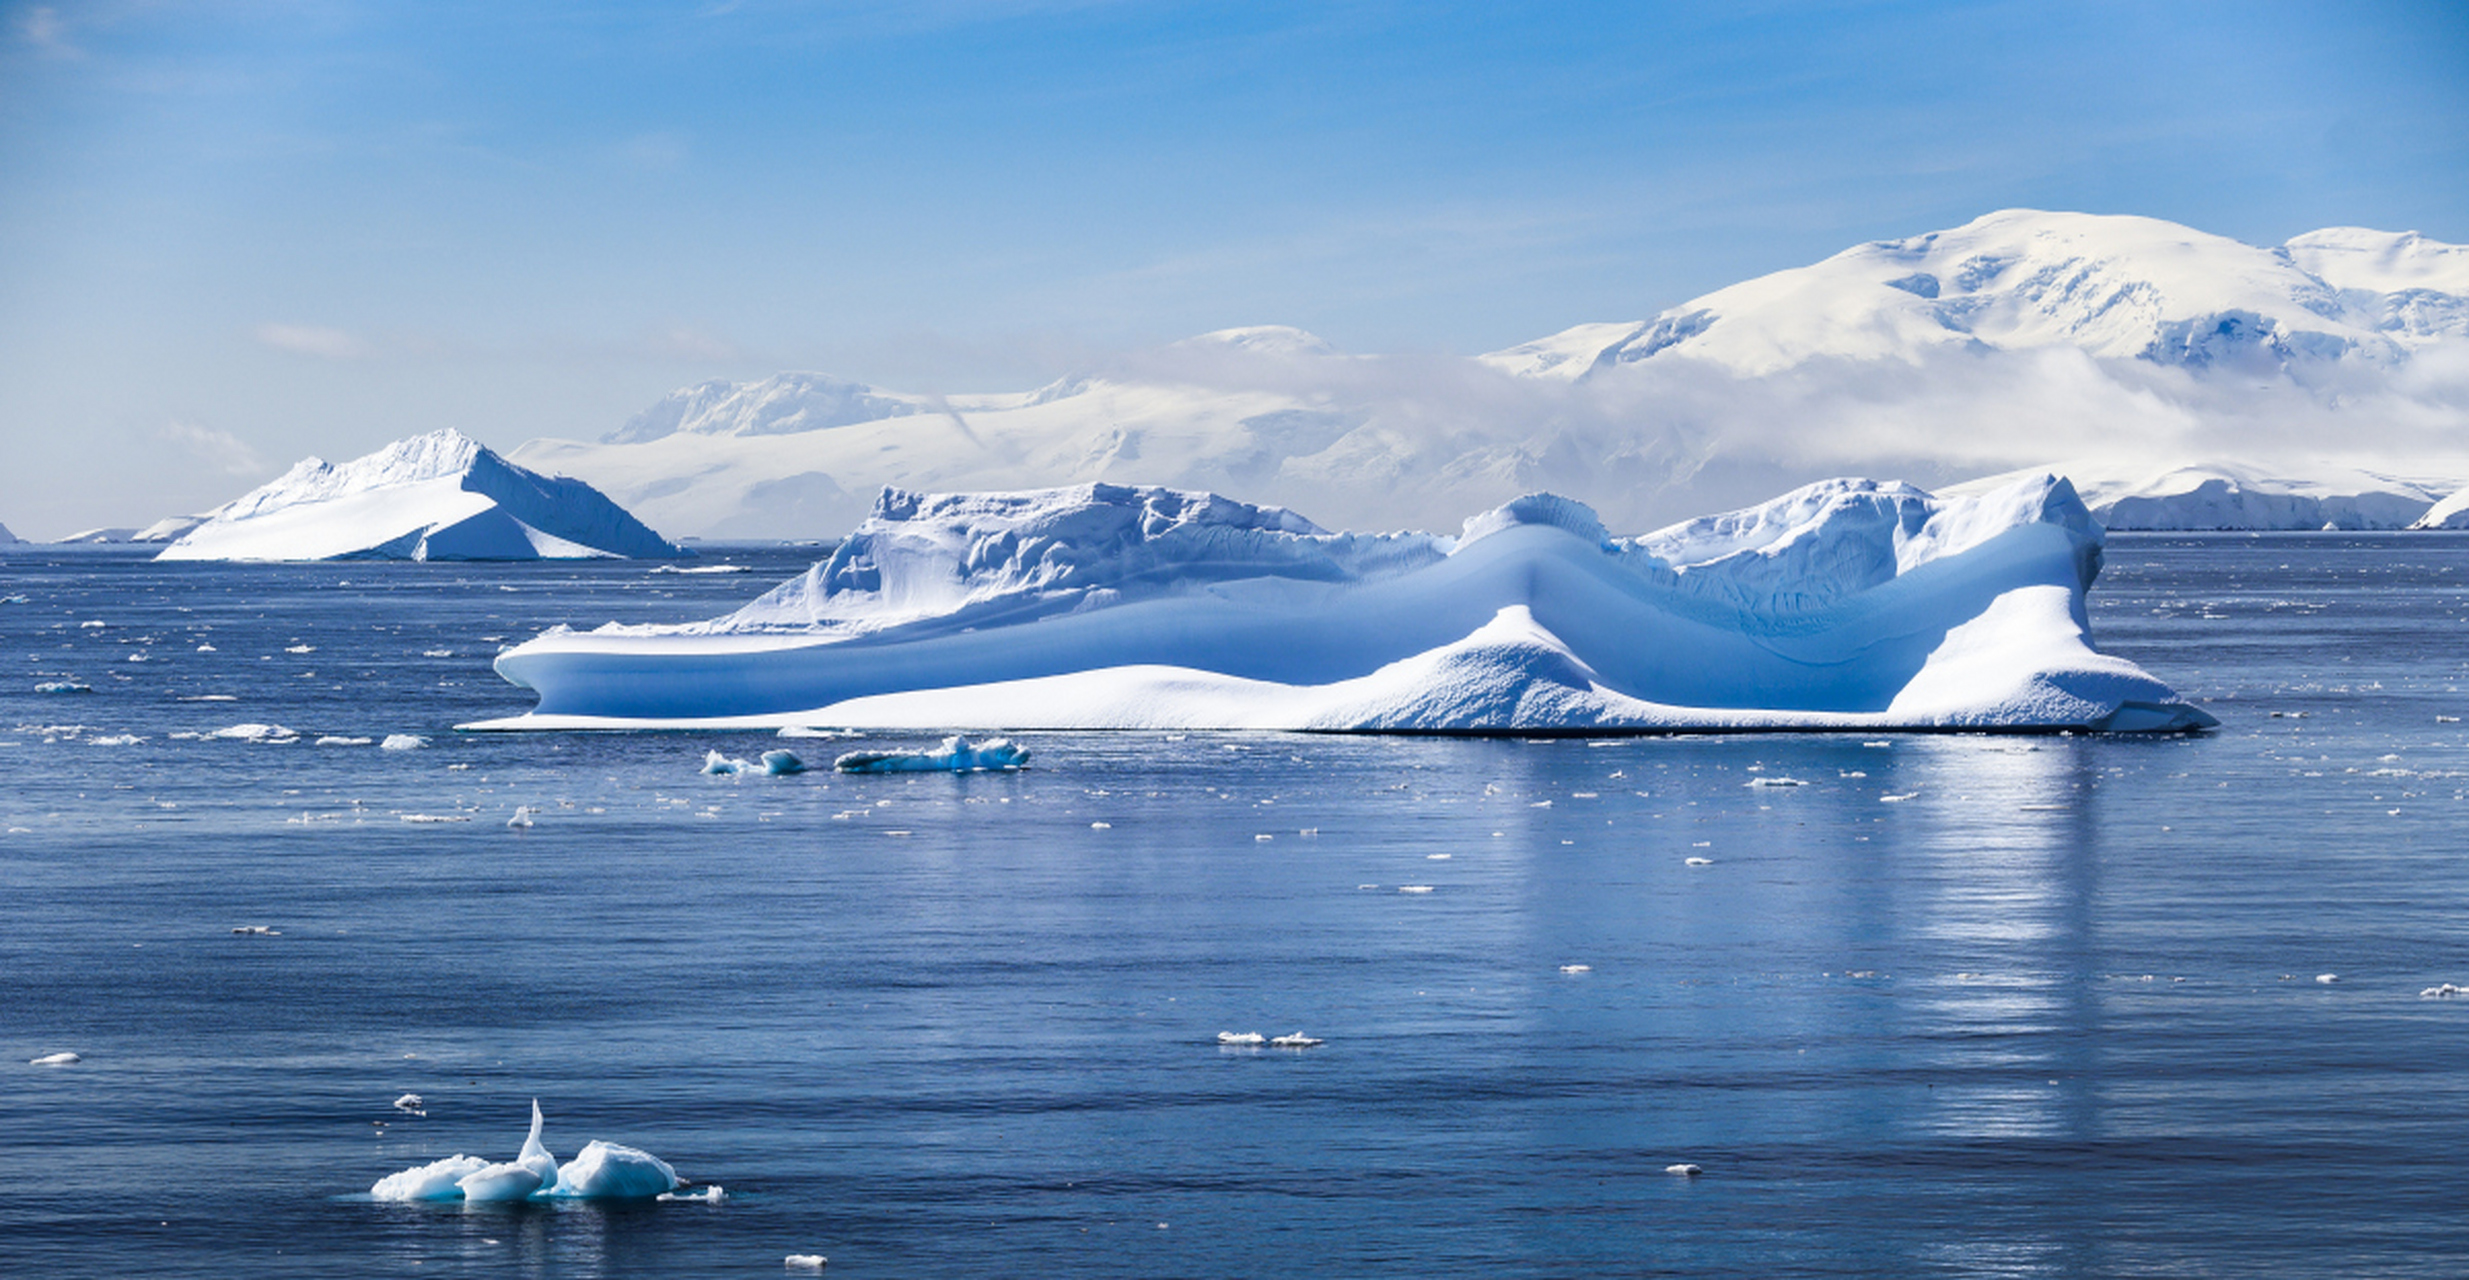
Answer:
494;209;2457;534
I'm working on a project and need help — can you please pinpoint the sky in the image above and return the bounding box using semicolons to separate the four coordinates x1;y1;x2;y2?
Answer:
2;0;2465;538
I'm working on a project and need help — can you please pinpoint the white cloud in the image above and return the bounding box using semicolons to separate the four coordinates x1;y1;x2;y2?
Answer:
159;420;266;477
253;322;366;360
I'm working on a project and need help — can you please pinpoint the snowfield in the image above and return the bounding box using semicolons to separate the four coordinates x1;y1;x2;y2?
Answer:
507;211;2469;538
473;477;2215;735
159;430;685;562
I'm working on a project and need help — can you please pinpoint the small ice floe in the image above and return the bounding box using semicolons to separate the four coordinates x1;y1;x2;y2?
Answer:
2316;973;2339;984
0;594;26;604
30;1051;80;1066
1684;856;1713;866
177;694;236;702
785;1256;828;1272
1397;885;1434;894
506;806;537;829
657;1184;725;1203
1218;1031;1265;1046
34;681;93;695
88;733;142;746
650;563;752;574
1269;1032;1323;1048
1746;777;1806;788
2421;983;2466;998
1880;792;1919;803
422;649;454;658
1255;833;1274;842
1559;964;1592;974
1427;853;1451;860
231;925;281;936
394;1093;425;1112
1665;1163;1702;1177
371;1100;680;1203
703;750;754;775
379;734;428;751
1862;740;1891;748
208;722;299;743
284;644;316;654
760;750;806;776
400;813;471;824
1090;821;1112;829
833;734;1029;774
315;735;373;746
196;643;216;652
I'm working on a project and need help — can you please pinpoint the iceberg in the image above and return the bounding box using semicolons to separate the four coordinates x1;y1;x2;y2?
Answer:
473;477;2214;734
370;1101;678;1202
159;429;685;562
2412;486;2469;531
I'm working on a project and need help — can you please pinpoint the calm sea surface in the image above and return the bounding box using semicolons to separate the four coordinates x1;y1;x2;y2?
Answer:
2;535;2466;1278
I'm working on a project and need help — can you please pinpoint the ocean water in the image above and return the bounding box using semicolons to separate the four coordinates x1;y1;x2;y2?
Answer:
2;535;2466;1278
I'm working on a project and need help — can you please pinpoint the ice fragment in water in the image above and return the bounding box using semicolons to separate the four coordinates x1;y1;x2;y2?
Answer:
785;1257;828;1272
506;806;537;829
1685;857;1713;866
1270;1032;1323;1048
2421;984;2465;998
549;1139;680;1199
2316;974;2339;984
702;750;752;775
393;1093;424;1112
380;734;428;750
34;681;93;694
657;1185;724;1203
1217;1031;1265;1045
832;734;1029;774
760;750;806;775
315;735;373;746
1746;776;1806;788
372;1155;491;1201
1559;964;1592;973
1666;1163;1702;1176
30;1051;80;1066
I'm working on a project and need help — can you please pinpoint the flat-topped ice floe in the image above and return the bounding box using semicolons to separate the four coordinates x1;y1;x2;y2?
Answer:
159;429;684;562
470;477;2216;734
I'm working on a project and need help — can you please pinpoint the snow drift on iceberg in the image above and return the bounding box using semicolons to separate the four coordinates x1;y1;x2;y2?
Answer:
159;429;684;562
474;477;2213;734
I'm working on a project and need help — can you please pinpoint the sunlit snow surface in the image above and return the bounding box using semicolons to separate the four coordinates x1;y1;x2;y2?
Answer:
479;477;2212;733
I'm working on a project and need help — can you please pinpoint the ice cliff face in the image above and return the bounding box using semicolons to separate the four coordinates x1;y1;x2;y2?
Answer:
1487;211;2468;379
482;476;2209;734
160;429;684;562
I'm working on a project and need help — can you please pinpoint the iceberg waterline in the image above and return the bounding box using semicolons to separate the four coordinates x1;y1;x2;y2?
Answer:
368;1101;681;1202
472;477;2216;734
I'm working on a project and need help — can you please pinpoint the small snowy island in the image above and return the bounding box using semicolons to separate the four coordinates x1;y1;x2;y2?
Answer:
159;429;684;562
475;476;2215;734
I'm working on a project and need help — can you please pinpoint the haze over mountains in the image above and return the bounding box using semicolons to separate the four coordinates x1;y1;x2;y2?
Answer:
504;210;2469;538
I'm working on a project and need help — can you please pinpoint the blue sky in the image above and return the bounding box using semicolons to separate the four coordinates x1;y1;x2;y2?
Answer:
2;0;2464;535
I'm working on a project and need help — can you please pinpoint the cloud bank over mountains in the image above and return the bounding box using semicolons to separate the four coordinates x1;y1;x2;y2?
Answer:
509;211;2469;537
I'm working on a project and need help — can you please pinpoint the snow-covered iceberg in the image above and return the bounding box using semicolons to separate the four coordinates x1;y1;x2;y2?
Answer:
2412;486;2469;531
472;477;2215;734
159;429;684;562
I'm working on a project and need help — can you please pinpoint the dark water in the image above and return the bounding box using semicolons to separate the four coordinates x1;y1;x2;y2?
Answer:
2;535;2465;1278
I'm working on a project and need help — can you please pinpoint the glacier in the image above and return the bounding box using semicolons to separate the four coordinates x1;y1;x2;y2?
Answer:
472;477;2216;735
160;429;684;562
505;210;2468;538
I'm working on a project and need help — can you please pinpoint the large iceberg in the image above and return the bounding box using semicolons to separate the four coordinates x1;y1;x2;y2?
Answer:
473;477;2214;734
159;429;684;562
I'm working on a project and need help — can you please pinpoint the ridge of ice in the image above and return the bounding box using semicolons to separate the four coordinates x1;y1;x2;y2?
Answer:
477;476;2213;734
159;429;685;562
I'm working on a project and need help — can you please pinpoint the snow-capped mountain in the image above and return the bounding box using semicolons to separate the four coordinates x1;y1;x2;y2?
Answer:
162;429;684;561
510;211;2469;536
1484;210;2468;379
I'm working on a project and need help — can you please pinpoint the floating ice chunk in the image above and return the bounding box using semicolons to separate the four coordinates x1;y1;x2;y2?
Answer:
2316;973;2339;984
34;681;93;694
702;750;753;774
785;1256;828;1272
209;723;299;743
30;1051;80;1066
1684;856;1713;866
285;644;316;654
2422;983;2465;998
1880;792;1918;803
657;1184;725;1202
650;563;752;574
231;925;281;936
507;806;537;829
400;813;471;824
1218;1031;1265;1045
394;1093;424;1112
760;750;806;775
832;734;1029;774
423;649;454;658
516;1098;560;1185
1665;1163;1702;1176
1269;1032;1323;1048
1746;777;1806;788
549;1139;680;1199
380;734;429;750
1397;885;1434;893
88;733;142;746
1559;964;1592;973
1090;821;1111;829
372;1154;491;1201
456;1161;544;1202
315;735;373;746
